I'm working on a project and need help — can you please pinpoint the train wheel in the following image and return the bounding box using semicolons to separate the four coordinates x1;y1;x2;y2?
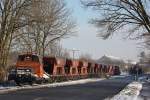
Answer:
15;81;22;86
28;81;33;85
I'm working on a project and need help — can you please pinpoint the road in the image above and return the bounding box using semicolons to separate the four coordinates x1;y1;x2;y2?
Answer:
140;82;150;100
139;74;150;100
0;76;133;100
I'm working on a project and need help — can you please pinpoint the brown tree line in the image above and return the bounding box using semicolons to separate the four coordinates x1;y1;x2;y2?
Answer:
0;0;75;81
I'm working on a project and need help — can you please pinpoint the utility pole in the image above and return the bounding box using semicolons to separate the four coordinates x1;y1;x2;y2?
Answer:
69;49;79;59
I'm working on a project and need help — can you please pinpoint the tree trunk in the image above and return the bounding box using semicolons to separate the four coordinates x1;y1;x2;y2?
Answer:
0;49;8;82
0;36;12;82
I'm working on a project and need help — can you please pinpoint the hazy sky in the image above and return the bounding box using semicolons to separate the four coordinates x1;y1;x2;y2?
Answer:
62;0;142;61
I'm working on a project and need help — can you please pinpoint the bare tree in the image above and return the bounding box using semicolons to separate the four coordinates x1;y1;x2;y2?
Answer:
14;0;75;57
138;51;150;73
81;0;150;39
139;51;150;64
46;42;70;58
0;0;36;80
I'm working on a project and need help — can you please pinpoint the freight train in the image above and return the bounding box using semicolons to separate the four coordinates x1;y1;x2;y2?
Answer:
8;53;120;85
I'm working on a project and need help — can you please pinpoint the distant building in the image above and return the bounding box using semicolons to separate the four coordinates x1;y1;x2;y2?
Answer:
97;55;125;66
97;55;126;72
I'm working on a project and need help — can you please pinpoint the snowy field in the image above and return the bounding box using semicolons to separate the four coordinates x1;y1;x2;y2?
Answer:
104;82;143;100
0;78;105;94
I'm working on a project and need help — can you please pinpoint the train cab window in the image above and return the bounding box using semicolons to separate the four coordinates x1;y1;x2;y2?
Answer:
32;55;39;62
18;55;39;62
18;55;25;61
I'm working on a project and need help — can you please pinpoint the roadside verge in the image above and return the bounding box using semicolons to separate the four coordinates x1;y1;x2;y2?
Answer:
105;81;143;100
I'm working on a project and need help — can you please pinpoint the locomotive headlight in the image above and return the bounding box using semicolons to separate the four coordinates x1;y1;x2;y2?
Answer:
26;69;30;71
17;70;25;74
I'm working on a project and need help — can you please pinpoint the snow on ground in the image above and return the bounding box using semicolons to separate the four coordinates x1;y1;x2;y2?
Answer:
120;72;128;76
0;78;104;94
104;82;143;100
110;75;129;79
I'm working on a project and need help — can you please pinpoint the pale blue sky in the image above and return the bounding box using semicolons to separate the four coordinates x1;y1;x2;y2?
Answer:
62;0;142;61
